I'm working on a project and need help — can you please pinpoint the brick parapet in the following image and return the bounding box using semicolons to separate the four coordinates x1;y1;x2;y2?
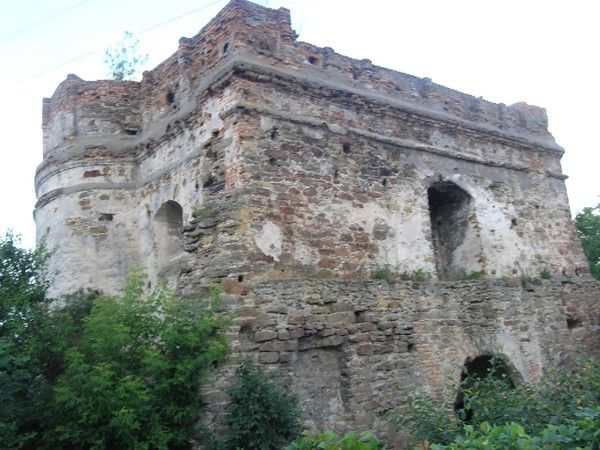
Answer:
41;0;559;165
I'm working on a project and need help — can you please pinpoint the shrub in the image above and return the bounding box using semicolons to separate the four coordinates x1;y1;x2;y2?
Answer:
430;422;543;450
391;392;460;446
287;430;385;450
45;271;229;449
219;359;301;450
372;267;396;282
397;356;600;448
431;410;600;450
372;267;429;282
192;201;218;220
460;271;484;281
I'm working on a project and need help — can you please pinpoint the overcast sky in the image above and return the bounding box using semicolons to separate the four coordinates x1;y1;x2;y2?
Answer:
1;0;598;248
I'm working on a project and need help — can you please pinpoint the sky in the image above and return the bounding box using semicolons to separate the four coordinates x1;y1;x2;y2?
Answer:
1;0;598;248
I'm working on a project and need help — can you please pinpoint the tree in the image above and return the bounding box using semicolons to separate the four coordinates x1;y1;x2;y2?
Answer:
103;31;148;80
1;233;47;447
574;204;600;279
0;233;85;449
46;273;229;449
218;359;301;450
1;234;229;449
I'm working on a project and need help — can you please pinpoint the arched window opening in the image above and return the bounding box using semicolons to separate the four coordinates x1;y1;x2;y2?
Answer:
453;355;515;422
154;201;183;263
427;181;480;280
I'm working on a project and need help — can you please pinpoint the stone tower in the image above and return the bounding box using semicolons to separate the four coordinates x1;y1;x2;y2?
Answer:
36;0;599;436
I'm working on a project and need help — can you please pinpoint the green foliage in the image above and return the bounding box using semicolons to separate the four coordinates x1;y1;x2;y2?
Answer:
0;234;93;449
216;359;301;450
574;204;600;279
391;392;459;446
192;201;218;220
400;268;429;282
1;236;228;449
1;233;50;448
431;410;600;450
521;276;542;288
460;270;484;281
540;269;551;279
287;430;385;450
458;361;547;433
372;267;429;282
430;422;543;450
398;356;600;449
372;267;396;281
104;31;148;80
457;356;600;436
46;272;229;449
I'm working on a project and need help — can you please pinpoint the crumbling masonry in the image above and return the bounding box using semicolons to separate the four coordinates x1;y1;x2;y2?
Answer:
35;0;600;438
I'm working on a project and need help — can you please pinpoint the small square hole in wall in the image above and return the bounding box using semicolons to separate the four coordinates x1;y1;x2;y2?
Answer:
308;56;318;65
166;91;175;105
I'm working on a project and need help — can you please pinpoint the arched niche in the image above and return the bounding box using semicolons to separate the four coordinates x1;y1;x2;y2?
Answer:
154;201;183;264
427;181;482;280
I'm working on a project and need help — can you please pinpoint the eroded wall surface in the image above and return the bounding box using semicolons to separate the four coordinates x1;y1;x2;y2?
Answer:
201;278;600;437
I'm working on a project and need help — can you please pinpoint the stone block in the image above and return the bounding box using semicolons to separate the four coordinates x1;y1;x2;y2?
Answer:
258;352;279;364
254;330;278;342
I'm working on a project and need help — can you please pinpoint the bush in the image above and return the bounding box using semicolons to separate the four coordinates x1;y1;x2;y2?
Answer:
1;233;54;448
287;430;385;450
45;271;229;449
391;392;459;446
431;410;600;450
216;359;301;450
430;422;543;450
397;356;600;448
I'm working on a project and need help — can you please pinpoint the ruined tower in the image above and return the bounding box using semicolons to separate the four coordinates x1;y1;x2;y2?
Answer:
36;0;599;436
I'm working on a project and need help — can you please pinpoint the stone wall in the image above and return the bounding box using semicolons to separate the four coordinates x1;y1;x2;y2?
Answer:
36;0;588;296
202;277;600;437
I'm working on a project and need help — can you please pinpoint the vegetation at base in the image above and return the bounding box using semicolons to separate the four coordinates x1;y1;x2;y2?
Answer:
431;410;600;450
287;430;385;449
0;233;228;449
394;356;600;449
1;233;53;448
47;272;229;449
574;204;600;280
207;359;301;450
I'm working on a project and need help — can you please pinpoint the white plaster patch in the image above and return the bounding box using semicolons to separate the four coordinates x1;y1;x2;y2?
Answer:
254;221;283;261
495;328;541;383
331;198;435;273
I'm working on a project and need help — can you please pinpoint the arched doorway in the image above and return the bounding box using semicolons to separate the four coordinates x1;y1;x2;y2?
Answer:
427;181;482;279
453;355;515;422
154;201;183;264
